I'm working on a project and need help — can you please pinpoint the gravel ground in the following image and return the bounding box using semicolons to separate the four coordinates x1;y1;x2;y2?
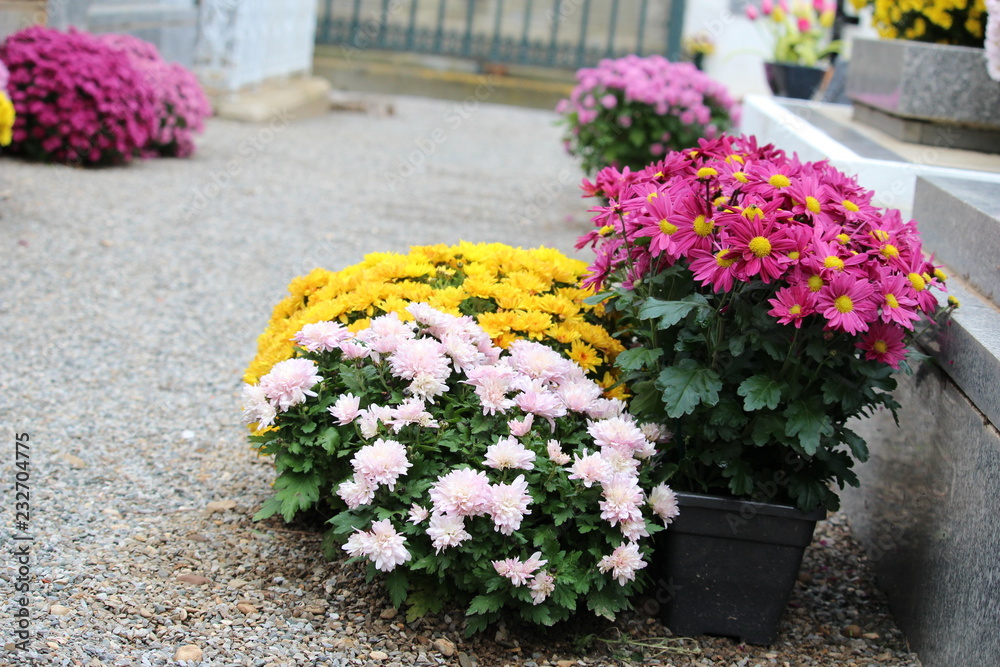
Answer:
0;94;922;667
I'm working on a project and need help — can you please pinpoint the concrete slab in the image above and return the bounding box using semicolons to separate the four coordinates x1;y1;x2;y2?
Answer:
210;76;334;124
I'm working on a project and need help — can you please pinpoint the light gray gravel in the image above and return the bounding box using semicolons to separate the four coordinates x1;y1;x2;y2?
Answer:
0;94;921;666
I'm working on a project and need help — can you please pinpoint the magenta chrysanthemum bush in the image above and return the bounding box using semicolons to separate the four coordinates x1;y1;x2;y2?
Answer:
98;33;210;157
244;303;678;631
0;26;208;164
556;54;739;174
580;134;955;512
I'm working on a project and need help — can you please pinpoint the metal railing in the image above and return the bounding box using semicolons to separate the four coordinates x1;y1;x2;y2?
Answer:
317;0;687;70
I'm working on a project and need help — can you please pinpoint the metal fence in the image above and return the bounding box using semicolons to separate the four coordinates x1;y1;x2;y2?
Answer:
316;0;687;70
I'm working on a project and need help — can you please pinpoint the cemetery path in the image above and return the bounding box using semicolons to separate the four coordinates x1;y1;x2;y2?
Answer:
1;95;920;666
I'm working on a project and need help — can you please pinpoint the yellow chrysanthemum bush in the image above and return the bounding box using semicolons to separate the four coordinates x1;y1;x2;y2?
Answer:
851;0;986;45
245;242;625;394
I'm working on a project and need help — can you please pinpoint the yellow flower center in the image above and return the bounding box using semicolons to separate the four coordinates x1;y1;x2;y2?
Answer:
872;229;890;242
768;174;791;188
731;170;749;184
647;191;658;203
599;225;615;236
934;268;948;281
948;295;960;308
842;200;860;212
808;275;824;292
873;339;888;354
824;256;845;271
713;195;729;206
741;205;764;221
692;215;715;237
788;251;800;260
789;304;802;315
881;244;900;258
836;233;850;244
697;167;718;179
908;272;926;291
659;219;678;235
726;153;745;165
885;293;899;309
715;249;736;268
748;236;772;258
805;196;821;213
834;295;854;313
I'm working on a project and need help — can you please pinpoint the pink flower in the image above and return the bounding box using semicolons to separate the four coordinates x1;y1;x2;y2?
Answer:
746;4;760;19
588;417;649;455
386;396;439;431
856;322;908;368
357;312;415;357
599;474;644;527
597;542;647;585
528;570;556;605
426;512;472;552
620;519;650;541
568;449;613;488
484;436;536;470
816;273;877;334
587;398;627;420
488;475;533;535
514;386;567;426
768;283;816;328
259;358;323;411
429;468;491;516
240;384;269;427
464;364;517;415
408;504;430;524
351;438;412;490
505;340;574;383
557;379;603;413
343;519;410;572
389;338;451;382
337;474;376;509
546;440;571;465
339;340;370;360
492;551;546;586
508;413;535;437
875;273;920;329
648;484;680;525
328;393;362;425
293;321;351;352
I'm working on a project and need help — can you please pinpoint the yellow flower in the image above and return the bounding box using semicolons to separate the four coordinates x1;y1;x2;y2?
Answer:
243;243;619;387
0;92;14;146
567;341;602;373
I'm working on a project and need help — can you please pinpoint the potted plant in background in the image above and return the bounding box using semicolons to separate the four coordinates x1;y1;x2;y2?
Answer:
682;31;715;71
556;54;739;175
846;0;999;152
577;133;955;643
746;0;841;99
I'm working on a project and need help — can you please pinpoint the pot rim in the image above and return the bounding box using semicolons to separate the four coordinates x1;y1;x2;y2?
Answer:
674;491;827;522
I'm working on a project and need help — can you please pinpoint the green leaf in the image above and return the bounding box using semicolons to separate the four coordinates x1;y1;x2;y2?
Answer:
783;399;834;455
737;375;785;411
637;298;699;328
583;291;614;306
328;511;370;535
406;589;444;623
587;585;628;621
300;420;317;434
251;496;282;522
466;593;505;616
271;471;321;521
614;347;663;372
385;569;409;609
657;359;722;418
318;427;341;454
840;427;869;462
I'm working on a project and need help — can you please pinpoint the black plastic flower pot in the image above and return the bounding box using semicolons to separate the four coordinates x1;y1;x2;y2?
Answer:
649;492;826;645
764;61;827;100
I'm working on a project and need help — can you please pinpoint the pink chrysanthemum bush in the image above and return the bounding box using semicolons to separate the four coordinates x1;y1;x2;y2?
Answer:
0;58;12;147
243;302;678;632
99;34;211;157
0;26;208;164
556;54;739;174
579;134;956;512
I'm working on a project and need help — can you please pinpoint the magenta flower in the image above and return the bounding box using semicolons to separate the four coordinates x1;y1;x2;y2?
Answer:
856;322;908;369
722;203;796;283
768;283;816;328
816;273;877;335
